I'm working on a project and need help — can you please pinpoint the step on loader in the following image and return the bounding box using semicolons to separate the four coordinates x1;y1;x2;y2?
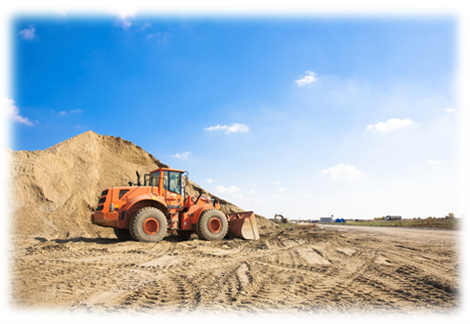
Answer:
90;168;259;243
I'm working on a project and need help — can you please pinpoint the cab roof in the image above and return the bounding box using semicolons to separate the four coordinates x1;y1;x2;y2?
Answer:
149;167;184;174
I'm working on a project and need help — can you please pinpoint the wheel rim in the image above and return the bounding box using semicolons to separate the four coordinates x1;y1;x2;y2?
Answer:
143;218;159;235
208;217;222;233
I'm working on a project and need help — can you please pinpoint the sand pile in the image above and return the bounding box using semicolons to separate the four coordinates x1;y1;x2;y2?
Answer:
9;131;279;239
183;178;280;235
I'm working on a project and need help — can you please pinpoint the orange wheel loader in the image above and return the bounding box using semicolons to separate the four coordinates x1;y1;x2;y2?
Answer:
90;168;259;242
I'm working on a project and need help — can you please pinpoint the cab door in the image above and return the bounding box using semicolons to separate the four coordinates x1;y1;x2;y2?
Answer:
163;171;184;229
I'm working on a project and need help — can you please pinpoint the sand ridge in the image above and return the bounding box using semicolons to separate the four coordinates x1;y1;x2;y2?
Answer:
9;131;280;240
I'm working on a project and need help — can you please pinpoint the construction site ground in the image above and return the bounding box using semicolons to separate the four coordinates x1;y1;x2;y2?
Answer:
10;224;460;316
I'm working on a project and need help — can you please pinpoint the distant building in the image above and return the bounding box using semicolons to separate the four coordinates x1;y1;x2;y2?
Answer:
320;216;333;223
385;215;402;221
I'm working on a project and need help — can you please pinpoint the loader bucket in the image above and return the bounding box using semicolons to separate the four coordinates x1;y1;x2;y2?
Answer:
227;211;260;240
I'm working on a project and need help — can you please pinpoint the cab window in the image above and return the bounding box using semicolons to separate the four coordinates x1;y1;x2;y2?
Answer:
169;172;182;195
163;171;182;195
149;173;159;187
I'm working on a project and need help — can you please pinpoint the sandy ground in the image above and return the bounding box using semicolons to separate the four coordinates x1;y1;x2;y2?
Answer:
320;224;460;246
9;224;460;315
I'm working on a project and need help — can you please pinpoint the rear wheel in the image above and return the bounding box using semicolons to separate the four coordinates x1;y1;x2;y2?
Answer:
129;207;167;243
114;228;133;241
196;209;228;241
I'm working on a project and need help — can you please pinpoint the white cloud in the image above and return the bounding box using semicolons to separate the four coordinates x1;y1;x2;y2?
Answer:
19;25;36;40
428;160;439;164
4;96;33;126
215;185;241;194
274;182;280;185
295;71;318;87
250;190;256;194
206;179;215;183
321;164;365;181
146;32;163;41
278;187;286;192
147;32;168;43
444;108;455;113
253;198;264;204
140;23;151;31
303;192;317;198
58;109;83;116
204;123;249;134
367;118;415;132
172;151;191;160
54;5;70;17
103;5;139;28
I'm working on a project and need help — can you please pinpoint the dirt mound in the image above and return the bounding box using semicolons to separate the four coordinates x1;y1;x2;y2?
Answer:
254;214;284;236
183;181;281;236
9;131;279;239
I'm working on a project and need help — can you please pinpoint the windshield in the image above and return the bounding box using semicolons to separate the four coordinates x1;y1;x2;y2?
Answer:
169;172;181;194
163;171;182;195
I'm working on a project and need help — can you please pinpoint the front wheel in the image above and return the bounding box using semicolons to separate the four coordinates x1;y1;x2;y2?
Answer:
196;209;228;241
129;207;167;243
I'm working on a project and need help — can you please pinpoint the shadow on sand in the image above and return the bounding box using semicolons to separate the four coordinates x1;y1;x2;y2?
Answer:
34;234;192;245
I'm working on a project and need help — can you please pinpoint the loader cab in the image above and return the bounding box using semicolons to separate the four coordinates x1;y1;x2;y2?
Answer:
145;168;185;198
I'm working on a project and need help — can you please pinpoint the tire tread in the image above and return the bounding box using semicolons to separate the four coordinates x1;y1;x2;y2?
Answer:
196;209;228;241
129;207;167;243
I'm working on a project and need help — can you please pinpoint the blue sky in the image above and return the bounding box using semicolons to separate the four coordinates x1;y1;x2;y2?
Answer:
8;15;460;220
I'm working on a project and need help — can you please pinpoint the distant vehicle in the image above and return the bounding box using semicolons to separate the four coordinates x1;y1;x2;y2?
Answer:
274;213;289;224
385;215;402;221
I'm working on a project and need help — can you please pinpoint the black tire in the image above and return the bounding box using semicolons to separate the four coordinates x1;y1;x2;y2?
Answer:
129;207;167;243
176;230;193;241
196;209;228;241
114;228;133;241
